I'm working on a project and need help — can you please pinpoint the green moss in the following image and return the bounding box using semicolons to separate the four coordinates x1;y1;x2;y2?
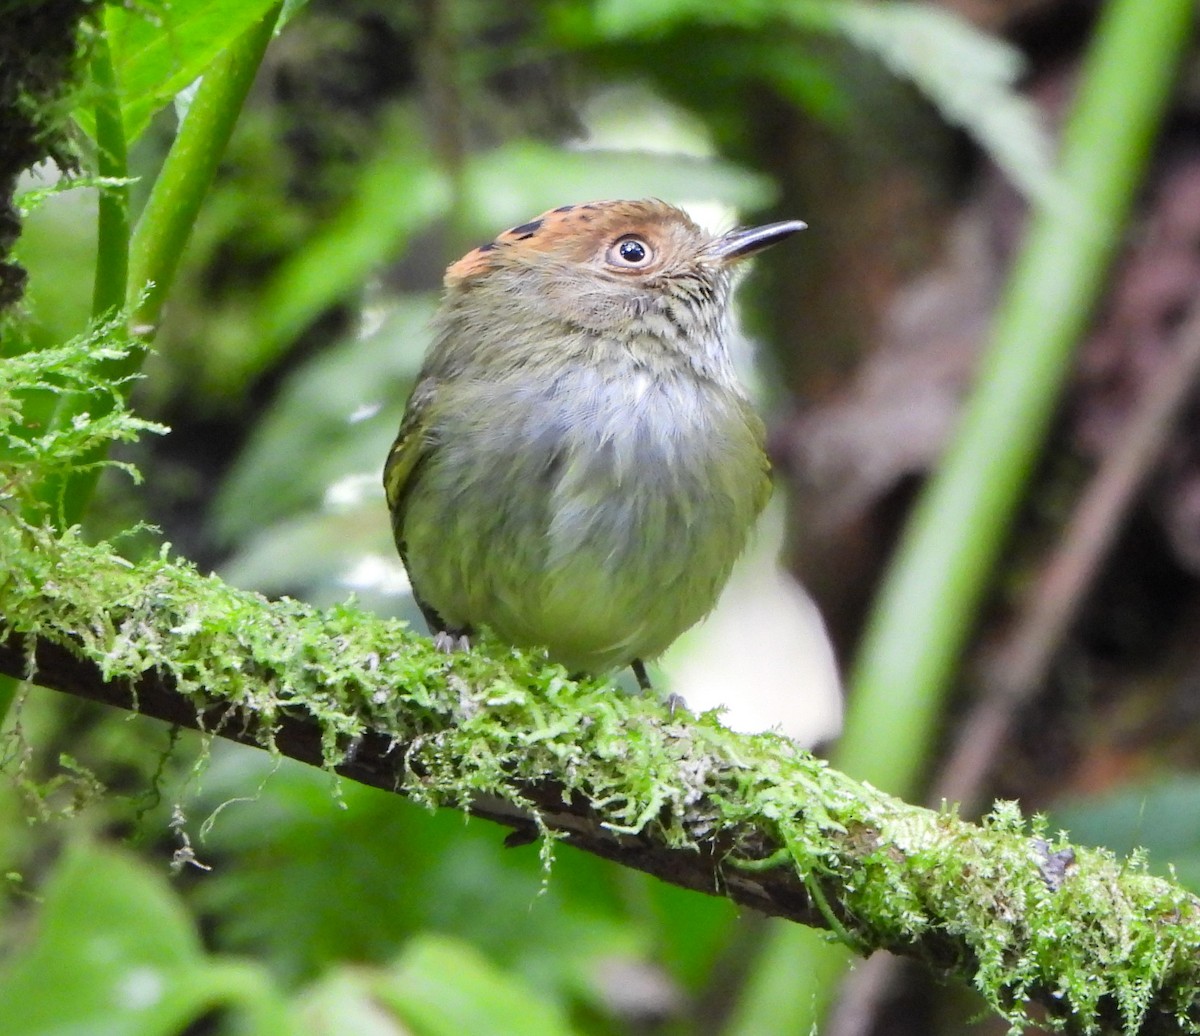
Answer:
6;336;1200;1033
5;519;1200;1032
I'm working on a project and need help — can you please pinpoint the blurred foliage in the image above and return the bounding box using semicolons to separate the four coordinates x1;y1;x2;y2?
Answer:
0;839;590;1036
180;744;735;1005
74;0;285;144
6;0;1191;1033
1053;778;1200;894
554;0;1057;201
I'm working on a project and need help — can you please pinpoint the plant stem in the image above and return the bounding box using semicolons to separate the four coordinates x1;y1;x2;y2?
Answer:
89;33;129;321
5;5;284;726
127;3;281;336
39;3;283;531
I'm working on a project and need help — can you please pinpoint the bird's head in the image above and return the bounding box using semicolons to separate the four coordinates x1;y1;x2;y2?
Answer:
442;200;805;343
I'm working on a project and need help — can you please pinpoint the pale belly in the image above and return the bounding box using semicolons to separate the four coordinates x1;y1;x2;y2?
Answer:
401;369;767;672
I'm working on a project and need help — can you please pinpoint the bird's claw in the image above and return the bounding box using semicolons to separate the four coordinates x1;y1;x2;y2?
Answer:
433;630;471;654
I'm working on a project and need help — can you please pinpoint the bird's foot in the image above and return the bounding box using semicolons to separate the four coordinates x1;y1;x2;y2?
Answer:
664;693;688;716
630;660;686;713
433;629;472;654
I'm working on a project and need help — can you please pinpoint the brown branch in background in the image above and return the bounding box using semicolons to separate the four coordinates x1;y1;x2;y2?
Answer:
935;293;1200;811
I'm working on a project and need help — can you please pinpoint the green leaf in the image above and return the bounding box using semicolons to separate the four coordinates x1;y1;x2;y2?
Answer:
381;935;580;1036
583;0;1058;203
0;843;201;1035
75;0;283;144
252;127;450;357
1053;778;1200;892
824;2;1058;203
0;842;297;1036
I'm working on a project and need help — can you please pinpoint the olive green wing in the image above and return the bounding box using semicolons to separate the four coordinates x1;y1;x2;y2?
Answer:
382;382;437;555
745;402;773;516
754;447;773;515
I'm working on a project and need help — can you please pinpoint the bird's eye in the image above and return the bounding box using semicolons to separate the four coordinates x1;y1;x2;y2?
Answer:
607;235;654;269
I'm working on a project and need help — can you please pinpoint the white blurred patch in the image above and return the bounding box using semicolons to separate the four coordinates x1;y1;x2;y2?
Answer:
573;85;734;235
348;401;382;424
17;161;62;191
358;296;389;339
174;78;201;123
323;472;380;510
662;498;843;747
576;84;715;158
340;553;411;595
590;955;684;1022
116;966;165;1010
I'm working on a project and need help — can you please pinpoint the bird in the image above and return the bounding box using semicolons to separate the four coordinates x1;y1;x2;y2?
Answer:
383;199;805;689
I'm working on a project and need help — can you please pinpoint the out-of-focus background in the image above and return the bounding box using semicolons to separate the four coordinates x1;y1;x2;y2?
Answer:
3;0;1200;1032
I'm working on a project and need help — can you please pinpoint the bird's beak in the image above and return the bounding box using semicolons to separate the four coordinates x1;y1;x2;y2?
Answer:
707;219;807;264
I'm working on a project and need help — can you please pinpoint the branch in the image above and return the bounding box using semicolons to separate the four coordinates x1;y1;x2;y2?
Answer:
2;523;1200;1034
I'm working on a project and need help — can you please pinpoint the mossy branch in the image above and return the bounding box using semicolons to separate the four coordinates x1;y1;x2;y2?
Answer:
1;524;1199;1034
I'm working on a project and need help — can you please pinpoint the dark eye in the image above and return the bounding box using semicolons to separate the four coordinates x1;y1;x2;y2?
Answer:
607;235;654;268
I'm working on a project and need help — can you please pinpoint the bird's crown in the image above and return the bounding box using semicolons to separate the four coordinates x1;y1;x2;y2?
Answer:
444;199;710;286
444;200;806;291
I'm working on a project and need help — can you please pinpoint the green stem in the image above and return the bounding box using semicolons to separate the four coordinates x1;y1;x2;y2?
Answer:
839;0;1194;800
89;34;129;321
37;3;283;532
127;3;282;334
6;5;284;727
25;29;130;525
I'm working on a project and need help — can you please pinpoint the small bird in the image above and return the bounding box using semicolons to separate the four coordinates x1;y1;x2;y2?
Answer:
383;199;805;688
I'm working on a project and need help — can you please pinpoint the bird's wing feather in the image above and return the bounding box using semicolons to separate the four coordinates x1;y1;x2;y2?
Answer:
383;381;437;551
745;403;773;516
755;452;773;515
